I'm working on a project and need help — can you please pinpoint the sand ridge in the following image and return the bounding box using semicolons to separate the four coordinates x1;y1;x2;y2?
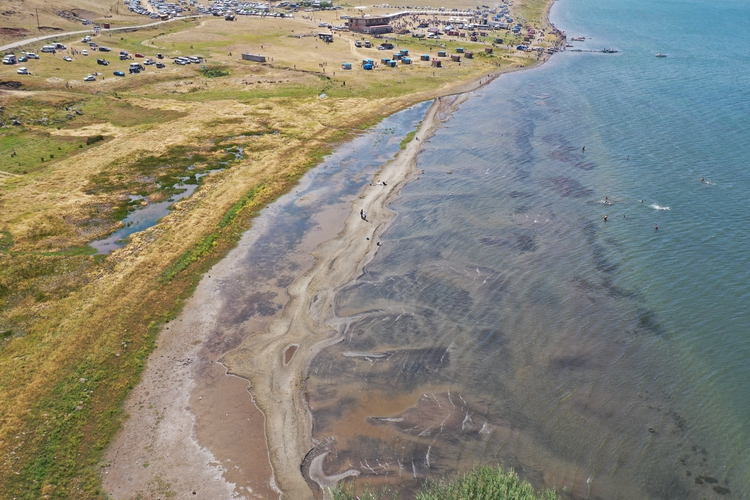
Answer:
221;94;467;499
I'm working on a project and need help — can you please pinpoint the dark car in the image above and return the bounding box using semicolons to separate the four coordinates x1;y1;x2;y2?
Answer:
155;62;165;68
99;46;112;52
113;70;125;76
96;58;110;65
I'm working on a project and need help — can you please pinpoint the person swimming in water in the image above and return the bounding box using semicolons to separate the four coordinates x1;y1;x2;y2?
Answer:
604;215;608;222
654;224;659;230
582;146;585;152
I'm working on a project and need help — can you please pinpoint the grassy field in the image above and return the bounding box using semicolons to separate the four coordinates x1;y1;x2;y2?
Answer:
0;6;557;499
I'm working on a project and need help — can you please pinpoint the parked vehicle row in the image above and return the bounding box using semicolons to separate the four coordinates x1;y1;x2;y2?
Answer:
173;56;203;65
3;41;196;84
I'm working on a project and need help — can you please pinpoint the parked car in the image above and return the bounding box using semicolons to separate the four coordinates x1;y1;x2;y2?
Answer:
82;50;88;56
113;70;125;76
96;58;110;65
82;36;91;42
3;54;17;64
157;53;164;59
135;53;144;58
63;56;73;62
99;46;112;52
144;59;156;65
18;56;28;62
25;52;40;59
83;75;96;81
155;62;165;68
41;46;56;53
16;67;30;75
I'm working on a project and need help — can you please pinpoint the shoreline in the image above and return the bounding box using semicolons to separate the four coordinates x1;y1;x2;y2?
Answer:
218;16;564;496
221;94;463;499
101;9;562;500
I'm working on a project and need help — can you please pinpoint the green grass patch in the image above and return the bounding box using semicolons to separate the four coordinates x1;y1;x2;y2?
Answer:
0;129;87;175
399;129;418;150
79;98;187;128
0;231;13;252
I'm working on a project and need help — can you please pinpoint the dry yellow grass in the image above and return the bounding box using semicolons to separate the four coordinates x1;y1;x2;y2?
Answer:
0;6;556;498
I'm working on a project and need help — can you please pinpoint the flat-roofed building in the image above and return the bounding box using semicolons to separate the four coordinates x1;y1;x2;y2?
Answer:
347;16;394;34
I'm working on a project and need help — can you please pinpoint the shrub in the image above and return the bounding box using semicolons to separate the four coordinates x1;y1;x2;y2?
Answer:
332;466;558;500
417;467;558;500
86;135;105;145
200;67;230;78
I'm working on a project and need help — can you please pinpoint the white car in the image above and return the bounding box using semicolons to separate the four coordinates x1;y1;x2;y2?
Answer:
63;56;73;62
25;52;40;59
17;67;29;75
83;75;96;81
82;36;91;42
82;50;88;56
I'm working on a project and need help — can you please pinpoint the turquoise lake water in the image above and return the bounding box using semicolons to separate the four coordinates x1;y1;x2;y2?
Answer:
301;0;750;497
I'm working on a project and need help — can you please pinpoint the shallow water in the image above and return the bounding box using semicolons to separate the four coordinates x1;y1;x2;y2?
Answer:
91;184;200;254
302;0;750;498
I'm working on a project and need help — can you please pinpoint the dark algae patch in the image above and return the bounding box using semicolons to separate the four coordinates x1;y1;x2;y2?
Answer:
694;475;719;484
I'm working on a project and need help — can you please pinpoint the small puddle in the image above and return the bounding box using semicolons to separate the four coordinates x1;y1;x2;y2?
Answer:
284;344;299;365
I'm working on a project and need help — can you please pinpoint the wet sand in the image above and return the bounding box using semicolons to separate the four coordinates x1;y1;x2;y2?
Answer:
102;266;279;500
220;95;465;499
